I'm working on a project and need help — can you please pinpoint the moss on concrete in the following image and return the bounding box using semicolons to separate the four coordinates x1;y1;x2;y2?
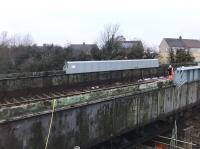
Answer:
29;121;45;149
0;80;162;123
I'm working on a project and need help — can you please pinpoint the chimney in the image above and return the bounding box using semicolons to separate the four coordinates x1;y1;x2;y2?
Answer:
179;36;182;40
83;42;85;45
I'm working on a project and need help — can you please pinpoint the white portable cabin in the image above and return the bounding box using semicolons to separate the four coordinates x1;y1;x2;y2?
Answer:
63;59;159;74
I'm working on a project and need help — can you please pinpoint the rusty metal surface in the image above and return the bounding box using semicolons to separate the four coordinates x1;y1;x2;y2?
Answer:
0;78;163;107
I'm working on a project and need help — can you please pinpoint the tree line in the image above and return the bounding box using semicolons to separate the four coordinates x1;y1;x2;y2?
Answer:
168;48;194;63
0;26;158;74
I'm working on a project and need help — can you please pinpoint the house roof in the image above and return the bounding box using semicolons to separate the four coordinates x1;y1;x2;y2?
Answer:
164;38;200;48
69;43;97;51
121;40;142;49
182;39;200;48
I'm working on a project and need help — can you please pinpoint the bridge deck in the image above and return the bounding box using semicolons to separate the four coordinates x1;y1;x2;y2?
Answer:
0;77;167;107
0;76;198;149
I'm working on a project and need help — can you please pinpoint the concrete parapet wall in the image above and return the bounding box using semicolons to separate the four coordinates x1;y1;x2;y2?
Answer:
0;63;197;93
0;70;65;79
0;68;162;93
0;80;199;149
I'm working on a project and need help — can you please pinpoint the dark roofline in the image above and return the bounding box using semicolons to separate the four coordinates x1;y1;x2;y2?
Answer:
164;38;200;41
122;40;141;43
70;44;97;46
163;38;200;48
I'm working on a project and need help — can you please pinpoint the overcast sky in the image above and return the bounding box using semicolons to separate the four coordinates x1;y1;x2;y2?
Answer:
0;0;200;47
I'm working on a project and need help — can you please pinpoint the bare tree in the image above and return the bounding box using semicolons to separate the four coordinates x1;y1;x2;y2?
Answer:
22;34;33;46
9;34;21;47
98;24;124;59
142;42;158;59
10;33;33;47
0;31;9;47
99;24;122;49
64;40;71;48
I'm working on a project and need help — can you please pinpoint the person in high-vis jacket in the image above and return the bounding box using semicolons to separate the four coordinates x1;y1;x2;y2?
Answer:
168;65;174;80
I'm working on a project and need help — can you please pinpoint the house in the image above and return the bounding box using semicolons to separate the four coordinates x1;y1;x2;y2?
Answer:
159;37;200;63
118;40;144;55
115;36;143;51
69;42;98;57
121;40;143;49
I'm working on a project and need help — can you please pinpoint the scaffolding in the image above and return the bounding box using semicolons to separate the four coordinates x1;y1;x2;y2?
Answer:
154;121;196;149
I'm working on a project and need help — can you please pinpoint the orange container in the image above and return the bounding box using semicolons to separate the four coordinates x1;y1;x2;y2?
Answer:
155;143;168;149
